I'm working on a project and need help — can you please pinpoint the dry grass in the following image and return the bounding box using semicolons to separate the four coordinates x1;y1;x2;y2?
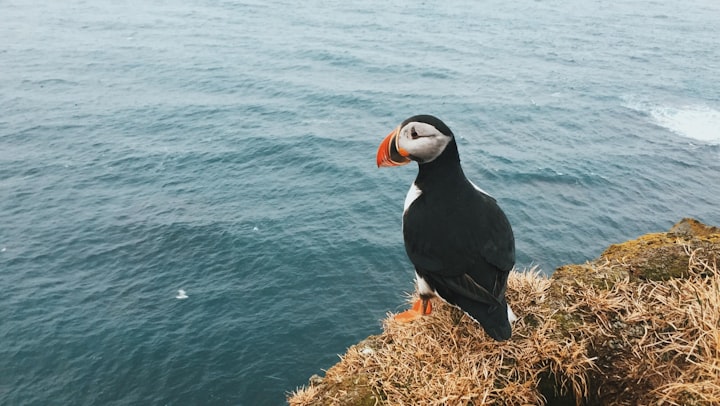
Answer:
289;229;720;406
574;244;720;405
290;267;595;406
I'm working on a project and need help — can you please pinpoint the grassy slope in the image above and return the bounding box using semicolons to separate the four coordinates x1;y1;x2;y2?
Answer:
289;219;720;406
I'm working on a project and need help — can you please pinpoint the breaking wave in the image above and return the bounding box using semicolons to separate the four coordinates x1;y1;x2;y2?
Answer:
651;104;720;144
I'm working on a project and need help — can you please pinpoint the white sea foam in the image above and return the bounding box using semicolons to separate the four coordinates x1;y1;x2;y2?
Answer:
625;97;720;144
650;105;720;144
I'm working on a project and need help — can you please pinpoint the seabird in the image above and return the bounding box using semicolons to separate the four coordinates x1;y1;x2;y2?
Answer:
376;114;516;341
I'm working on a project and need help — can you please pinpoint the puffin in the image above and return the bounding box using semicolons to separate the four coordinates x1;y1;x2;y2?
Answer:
376;114;517;341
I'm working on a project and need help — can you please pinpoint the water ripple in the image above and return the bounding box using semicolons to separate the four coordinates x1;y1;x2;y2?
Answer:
2;0;720;405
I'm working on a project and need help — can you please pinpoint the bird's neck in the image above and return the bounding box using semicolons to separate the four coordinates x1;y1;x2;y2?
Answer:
415;140;465;187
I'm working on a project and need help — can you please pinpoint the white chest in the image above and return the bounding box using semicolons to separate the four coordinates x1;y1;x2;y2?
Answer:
403;182;423;213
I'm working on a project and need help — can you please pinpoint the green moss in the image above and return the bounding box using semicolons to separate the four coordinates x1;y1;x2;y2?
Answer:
311;372;382;406
550;263;626;293
599;233;690;281
592;218;720;282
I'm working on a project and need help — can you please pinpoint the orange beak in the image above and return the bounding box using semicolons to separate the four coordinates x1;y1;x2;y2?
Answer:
376;127;411;167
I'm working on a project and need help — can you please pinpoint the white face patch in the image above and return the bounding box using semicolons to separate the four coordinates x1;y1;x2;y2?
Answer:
395;121;452;164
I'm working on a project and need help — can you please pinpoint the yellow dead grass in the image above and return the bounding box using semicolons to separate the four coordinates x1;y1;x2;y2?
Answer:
289;267;592;406
289;220;720;405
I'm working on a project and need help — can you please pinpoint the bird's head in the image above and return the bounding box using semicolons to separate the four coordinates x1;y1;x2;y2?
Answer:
376;115;455;167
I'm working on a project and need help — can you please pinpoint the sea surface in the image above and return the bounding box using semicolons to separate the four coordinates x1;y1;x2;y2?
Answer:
1;0;719;404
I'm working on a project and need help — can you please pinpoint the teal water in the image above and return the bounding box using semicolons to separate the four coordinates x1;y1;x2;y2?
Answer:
1;0;719;404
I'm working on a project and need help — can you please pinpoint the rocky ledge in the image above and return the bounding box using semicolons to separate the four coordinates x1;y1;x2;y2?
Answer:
288;218;720;406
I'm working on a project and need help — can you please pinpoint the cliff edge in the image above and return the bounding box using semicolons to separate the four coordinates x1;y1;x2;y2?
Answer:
288;218;720;405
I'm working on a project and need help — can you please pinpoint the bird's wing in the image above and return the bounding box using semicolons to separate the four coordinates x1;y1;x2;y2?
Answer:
440;273;503;306
402;187;515;280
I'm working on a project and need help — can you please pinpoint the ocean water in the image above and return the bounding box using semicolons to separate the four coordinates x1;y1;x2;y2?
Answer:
1;0;719;404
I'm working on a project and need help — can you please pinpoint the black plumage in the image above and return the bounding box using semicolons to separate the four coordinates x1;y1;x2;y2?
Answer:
395;115;516;341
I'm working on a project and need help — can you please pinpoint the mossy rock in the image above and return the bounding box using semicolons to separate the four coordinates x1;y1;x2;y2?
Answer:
551;263;627;291
668;217;720;237
599;218;720;281
600;232;691;280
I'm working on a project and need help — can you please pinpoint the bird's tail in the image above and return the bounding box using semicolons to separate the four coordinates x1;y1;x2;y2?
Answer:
422;271;514;341
456;296;513;341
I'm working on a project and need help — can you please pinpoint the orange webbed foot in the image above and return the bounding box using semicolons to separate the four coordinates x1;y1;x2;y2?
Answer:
394;299;432;322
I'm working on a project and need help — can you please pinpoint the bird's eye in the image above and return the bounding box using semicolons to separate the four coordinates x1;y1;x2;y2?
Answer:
410;128;419;139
